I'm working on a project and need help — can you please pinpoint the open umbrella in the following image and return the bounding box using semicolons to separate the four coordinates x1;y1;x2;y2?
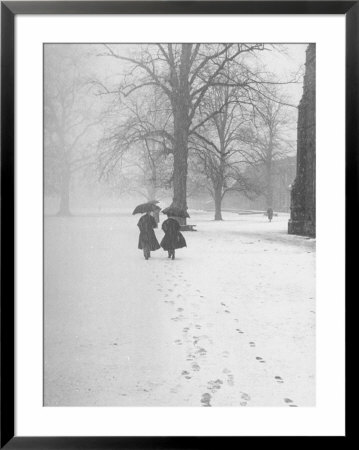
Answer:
132;202;161;215
162;206;190;219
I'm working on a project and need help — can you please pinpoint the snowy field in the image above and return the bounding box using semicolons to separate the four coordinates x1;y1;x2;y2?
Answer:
44;211;315;407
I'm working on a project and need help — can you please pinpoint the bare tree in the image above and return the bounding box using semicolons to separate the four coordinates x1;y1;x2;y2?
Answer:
192;84;260;220
242;90;296;209
44;45;102;215
97;44;268;217
98;86;173;201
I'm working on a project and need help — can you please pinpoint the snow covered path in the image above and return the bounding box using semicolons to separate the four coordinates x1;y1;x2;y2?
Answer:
44;211;315;407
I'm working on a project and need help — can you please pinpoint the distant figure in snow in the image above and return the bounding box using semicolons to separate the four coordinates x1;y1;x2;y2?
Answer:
160;217;187;260
267;207;274;222
137;212;160;260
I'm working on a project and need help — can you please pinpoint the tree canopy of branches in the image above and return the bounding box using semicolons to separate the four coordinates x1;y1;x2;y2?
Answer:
191;83;261;220
98;86;173;201
97;43;273;217
241;88;296;209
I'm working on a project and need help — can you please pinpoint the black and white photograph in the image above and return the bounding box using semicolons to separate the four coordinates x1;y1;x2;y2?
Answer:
43;43;316;408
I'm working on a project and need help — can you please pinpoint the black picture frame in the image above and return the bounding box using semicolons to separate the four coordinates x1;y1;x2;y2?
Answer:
1;1;354;447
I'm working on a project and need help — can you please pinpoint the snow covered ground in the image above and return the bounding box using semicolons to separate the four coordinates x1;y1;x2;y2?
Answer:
44;210;315;407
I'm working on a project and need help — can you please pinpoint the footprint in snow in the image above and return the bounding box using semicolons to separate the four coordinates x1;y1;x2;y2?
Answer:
240;392;251;406
275;376;284;384
207;379;223;393
197;347;207;356
181;370;191;380
227;373;234;386
249;342;256;347
201;393;212;407
236;328;244;334
284;398;298;406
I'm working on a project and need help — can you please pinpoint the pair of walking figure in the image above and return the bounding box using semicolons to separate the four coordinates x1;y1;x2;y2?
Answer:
137;212;187;260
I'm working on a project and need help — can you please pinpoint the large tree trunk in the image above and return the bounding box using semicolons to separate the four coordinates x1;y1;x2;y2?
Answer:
265;162;274;209
170;44;192;225
171;121;188;225
172;133;188;211
265;137;274;209
57;164;71;216
214;189;223;221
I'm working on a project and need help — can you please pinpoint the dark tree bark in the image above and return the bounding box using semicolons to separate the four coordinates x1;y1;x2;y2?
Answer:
265;161;274;209
172;109;189;211
170;44;191;218
214;188;223;221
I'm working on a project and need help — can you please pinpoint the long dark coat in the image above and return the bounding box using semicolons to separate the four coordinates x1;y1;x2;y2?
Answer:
160;218;187;251
137;214;160;251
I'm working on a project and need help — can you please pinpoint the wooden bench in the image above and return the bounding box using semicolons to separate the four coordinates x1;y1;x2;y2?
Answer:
180;224;197;231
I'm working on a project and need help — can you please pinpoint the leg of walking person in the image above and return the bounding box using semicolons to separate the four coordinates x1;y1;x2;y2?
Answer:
143;246;149;260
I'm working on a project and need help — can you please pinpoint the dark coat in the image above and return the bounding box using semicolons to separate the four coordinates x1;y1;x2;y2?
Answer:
137;214;160;251
160;218;187;251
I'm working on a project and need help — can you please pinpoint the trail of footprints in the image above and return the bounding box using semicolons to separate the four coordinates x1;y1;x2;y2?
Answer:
200;369;238;407
159;271;298;407
219;299;299;407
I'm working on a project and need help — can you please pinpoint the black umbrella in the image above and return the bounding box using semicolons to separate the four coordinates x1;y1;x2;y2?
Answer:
132;202;161;215
162;206;190;219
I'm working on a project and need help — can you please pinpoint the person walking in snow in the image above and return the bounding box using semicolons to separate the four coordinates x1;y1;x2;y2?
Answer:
137;212;160;260
267;207;273;222
160;216;186;260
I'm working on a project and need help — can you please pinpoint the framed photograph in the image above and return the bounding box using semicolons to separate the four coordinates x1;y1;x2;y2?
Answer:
1;1;353;446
